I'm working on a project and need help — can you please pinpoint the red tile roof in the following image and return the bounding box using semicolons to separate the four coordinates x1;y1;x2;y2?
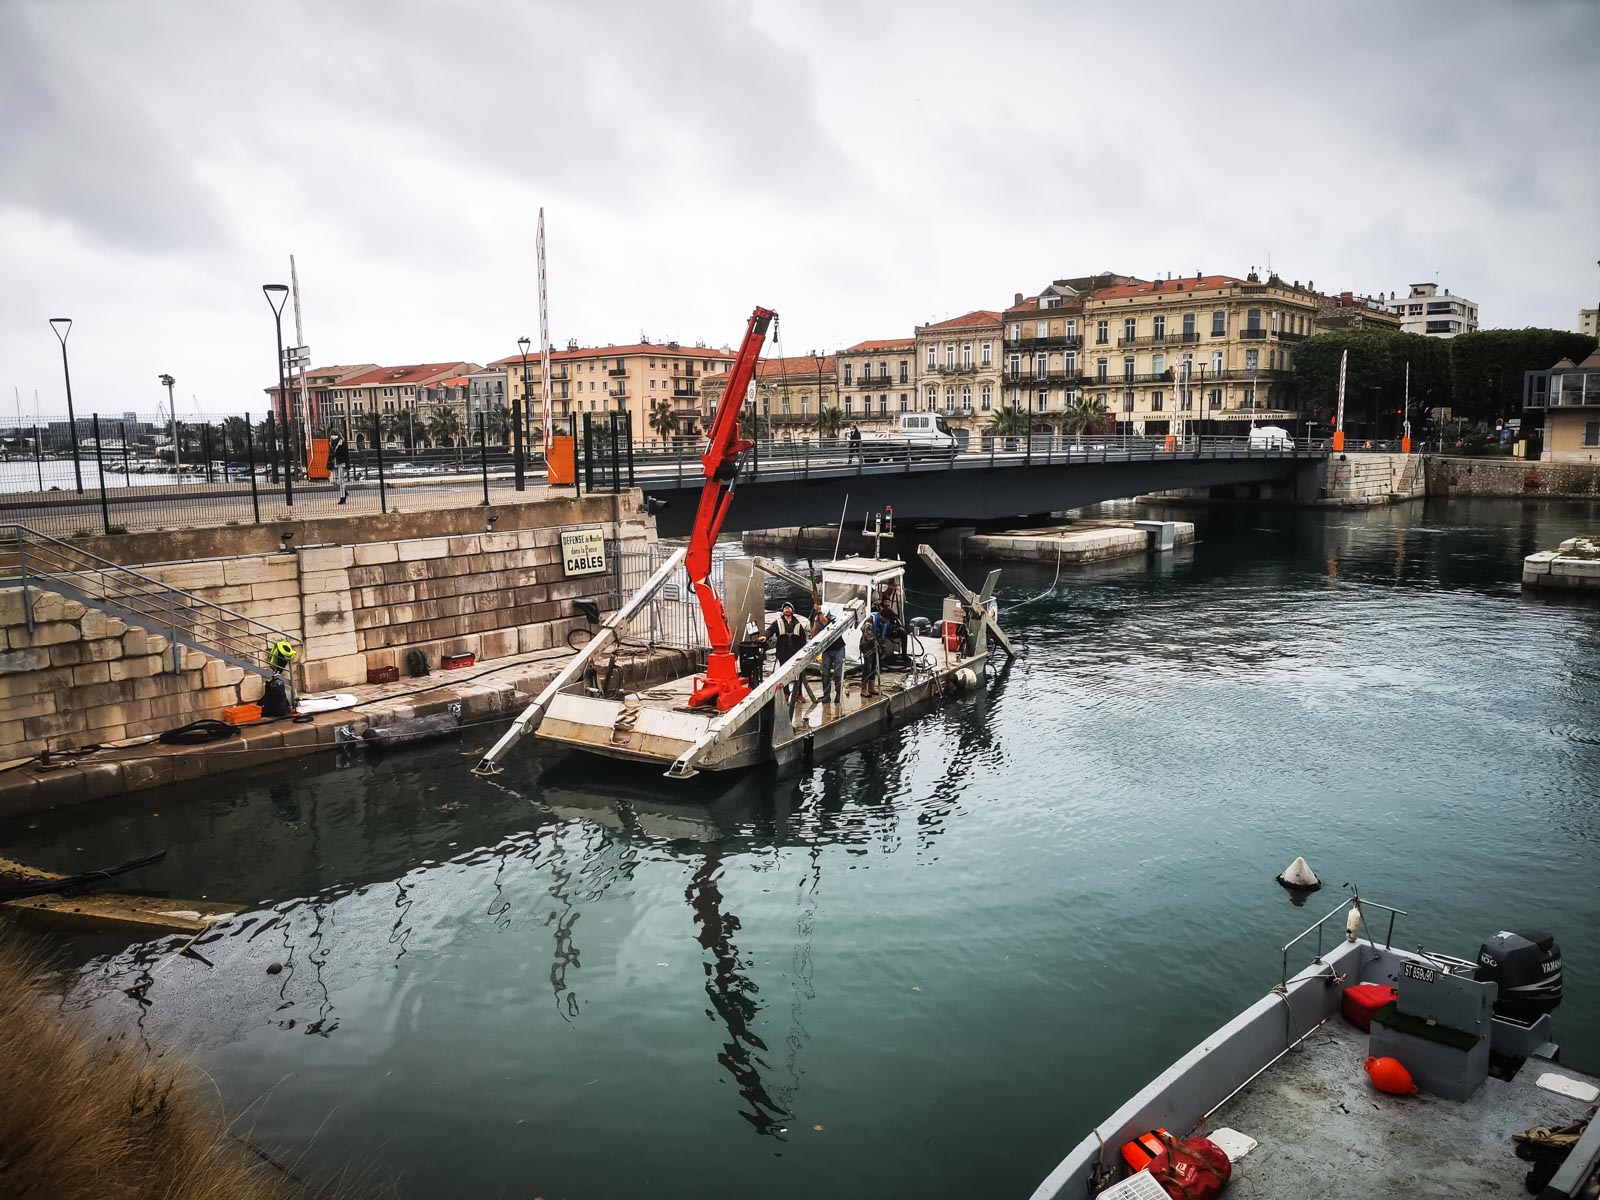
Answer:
487;343;734;368
843;338;915;353
336;362;482;388
919;310;1003;331
1091;275;1246;300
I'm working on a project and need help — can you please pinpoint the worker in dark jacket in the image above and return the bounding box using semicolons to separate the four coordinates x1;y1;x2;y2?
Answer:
330;432;351;504
815;606;846;705
762;602;808;662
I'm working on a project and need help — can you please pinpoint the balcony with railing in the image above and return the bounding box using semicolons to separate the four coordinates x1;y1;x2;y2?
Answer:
1239;328;1268;341
672;383;699;398
608;385;628;399
1116;330;1201;348
929;362;980;375
1276;330;1307;343
1003;368;1078;386
607;366;629;377
1005;333;1083;350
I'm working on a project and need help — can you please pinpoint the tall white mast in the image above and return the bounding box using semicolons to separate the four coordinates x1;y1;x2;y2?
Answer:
538;208;555;475
290;255;312;434
1334;349;1348;451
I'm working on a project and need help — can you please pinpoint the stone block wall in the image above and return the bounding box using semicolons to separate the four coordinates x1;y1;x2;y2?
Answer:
1427;455;1600;499
0;588;263;759
1324;453;1422;503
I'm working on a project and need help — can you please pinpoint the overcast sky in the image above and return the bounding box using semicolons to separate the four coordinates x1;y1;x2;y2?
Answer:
2;0;1596;421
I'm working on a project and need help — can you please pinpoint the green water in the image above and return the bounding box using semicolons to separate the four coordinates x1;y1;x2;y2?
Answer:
8;497;1600;1199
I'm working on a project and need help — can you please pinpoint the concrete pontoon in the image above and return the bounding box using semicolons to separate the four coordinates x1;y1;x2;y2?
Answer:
1031;896;1600;1200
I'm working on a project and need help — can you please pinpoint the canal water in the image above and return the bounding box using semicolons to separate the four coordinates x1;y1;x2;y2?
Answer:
6;496;1599;1199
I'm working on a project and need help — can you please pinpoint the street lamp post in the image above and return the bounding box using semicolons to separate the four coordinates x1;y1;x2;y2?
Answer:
48;318;83;493
514;335;530;491
262;284;293;505
159;373;177;477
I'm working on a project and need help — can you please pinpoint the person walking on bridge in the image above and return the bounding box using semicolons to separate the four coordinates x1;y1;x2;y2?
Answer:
330;432;351;504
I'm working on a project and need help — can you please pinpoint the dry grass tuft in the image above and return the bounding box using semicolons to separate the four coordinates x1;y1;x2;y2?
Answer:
0;925;297;1200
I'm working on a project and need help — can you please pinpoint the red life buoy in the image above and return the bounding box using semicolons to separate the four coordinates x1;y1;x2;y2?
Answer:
1365;1055;1418;1095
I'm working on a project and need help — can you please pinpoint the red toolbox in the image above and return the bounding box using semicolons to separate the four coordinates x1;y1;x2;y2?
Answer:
1341;983;1398;1032
442;652;476;670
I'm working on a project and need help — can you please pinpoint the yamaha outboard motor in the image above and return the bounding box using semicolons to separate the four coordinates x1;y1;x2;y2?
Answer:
1475;930;1562;1021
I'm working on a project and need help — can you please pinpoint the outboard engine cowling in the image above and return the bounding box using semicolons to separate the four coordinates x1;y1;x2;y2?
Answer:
1475;929;1562;1021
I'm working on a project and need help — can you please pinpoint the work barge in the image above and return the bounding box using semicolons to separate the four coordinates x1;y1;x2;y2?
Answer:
476;305;1015;780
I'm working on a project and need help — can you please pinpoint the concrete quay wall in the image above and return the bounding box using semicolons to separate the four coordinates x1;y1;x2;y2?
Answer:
965;520;1195;564
1427;456;1600;500
1523;537;1600;595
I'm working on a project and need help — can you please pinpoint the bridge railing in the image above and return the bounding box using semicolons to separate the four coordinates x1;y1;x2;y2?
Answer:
633;433;1311;486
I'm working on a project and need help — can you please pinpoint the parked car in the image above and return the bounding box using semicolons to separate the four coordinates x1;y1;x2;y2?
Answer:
861;413;958;463
1249;425;1295;450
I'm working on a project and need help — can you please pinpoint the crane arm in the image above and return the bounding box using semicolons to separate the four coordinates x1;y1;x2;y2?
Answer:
686;306;775;710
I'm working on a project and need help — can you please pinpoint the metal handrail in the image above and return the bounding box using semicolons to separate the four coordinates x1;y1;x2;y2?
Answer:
1;523;295;675
1280;894;1407;986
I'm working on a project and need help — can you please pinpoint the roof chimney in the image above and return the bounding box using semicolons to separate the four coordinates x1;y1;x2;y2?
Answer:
1015;292;1023;306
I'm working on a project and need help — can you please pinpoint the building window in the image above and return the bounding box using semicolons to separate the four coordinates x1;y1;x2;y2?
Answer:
879;395;888;415
1036;321;1048;338
1211;351;1224;376
845;395;853;414
1246;308;1261;331
1035;353;1048;376
1122;356;1135;382
1152;353;1165;377
945;344;955;369
927;345;936;368
1211;311;1226;336
1010;322;1021;340
1036;388;1048;413
1209;389;1222;409
1180;389;1193;411
981;342;992;366
898;361;908;383
844;363;853;384
1122;392;1134;413
1151;392;1164;412
900;392;909;412
1009;352;1021;377
1123;318;1136;342
1096;320;1109;345
1064;319;1077;337
981;385;992;410
1153;315;1166;340
944;387;955;411
961;385;972;411
1065;350;1077;374
926;386;936;410
961;343;972;368
1096;358;1108;383
1270;310;1280;332
1245;349;1259;370
878;361;888;380
1584;420;1599;446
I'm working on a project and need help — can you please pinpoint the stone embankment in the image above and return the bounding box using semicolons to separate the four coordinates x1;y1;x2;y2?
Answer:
1523;536;1600;595
962;519;1194;563
1428;456;1600;500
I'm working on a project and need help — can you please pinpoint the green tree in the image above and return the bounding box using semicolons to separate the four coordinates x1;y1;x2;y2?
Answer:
1060;395;1110;442
380;411;408;447
985;406;1030;437
738;407;769;442
1292;330;1451;433
816;404;844;438
425;405;463;465
648;399;678;442
482;405;511;446
1447;329;1597;423
221;416;251;458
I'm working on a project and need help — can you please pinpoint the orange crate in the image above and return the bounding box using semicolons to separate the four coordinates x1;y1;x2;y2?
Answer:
223;703;262;724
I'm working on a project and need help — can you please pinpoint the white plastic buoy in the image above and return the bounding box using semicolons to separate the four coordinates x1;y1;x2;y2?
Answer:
1276;856;1321;892
955;667;978;689
1346;903;1363;943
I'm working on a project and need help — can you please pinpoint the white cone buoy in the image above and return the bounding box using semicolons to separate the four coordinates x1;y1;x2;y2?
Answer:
955;667;978;688
1276;856;1321;892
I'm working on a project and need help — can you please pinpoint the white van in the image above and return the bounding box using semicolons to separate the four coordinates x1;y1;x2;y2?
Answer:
1248;425;1295;451
861;413;958;463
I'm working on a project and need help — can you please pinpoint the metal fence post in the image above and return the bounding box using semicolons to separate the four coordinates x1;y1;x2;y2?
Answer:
203;425;215;483
624;411;635;488
265;412;279;485
167;585;182;673
92;414;112;534
32;427;44;492
478;412;490;506
582;413;593;493
17;531;34;634
282;416;295;506
245;413;261;524
373;411;388;514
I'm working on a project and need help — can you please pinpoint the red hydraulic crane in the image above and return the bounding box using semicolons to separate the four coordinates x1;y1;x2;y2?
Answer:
686;306;775;710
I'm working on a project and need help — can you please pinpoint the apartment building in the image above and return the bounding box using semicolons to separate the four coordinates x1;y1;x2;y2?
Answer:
699;355;839;434
489;341;735;442
1082;272;1320;435
265;363;376;427
315;363;482;443
1388;283;1479;337
837;339;916;428
1579;309;1598;341
1001;292;1085;432
913;311;1004;441
1525;351;1600;463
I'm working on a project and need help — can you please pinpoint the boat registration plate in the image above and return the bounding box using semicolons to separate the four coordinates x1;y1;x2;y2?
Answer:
1402;962;1437;983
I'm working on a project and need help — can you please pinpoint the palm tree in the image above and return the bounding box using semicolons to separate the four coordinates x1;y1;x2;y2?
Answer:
816;405;844;439
1060;396;1106;445
426;405;463;465
221;416;251;458
738;407;769;442
483;405;512;447
648;399;678;445
985;406;1030;437
380;411;407;448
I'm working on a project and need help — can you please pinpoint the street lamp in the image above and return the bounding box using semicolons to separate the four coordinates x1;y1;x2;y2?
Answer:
48;318;83;493
158;373;177;477
262;284;294;504
514;335;530;491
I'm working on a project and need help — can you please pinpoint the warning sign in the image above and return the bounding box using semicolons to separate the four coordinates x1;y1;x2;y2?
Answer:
560;527;608;578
